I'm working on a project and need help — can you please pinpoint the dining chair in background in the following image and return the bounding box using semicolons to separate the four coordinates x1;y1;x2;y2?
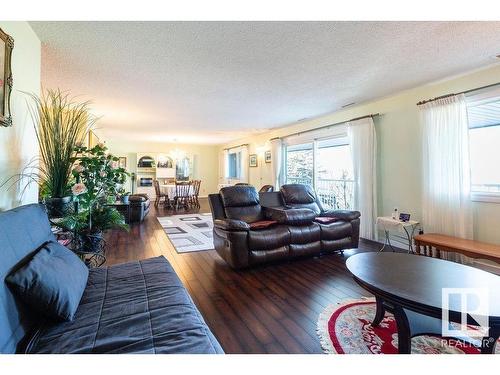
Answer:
174;181;192;210
190;180;201;208
153;179;169;207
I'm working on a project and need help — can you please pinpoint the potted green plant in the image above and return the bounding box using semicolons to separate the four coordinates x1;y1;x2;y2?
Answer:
117;188;131;204
0;89;96;217
31;89;98;217
60;143;129;252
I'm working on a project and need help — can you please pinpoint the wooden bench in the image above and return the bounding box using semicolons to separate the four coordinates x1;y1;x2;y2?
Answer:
414;233;500;263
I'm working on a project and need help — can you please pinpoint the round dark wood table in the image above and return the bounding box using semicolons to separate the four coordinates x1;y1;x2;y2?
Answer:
346;252;500;354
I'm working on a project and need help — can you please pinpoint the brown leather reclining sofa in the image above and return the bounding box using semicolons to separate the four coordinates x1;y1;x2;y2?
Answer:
208;184;360;269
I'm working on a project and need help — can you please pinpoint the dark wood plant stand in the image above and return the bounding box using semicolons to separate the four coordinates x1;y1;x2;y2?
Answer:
71;235;107;268
51;220;106;268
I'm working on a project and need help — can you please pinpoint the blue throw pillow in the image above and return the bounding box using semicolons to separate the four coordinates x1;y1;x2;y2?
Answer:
6;241;89;321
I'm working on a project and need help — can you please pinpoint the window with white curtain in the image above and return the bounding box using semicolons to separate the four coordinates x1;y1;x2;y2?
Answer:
283;126;354;210
466;88;500;202
227;151;242;179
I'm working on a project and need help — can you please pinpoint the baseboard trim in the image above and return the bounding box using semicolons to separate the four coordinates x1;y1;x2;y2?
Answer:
360;237;407;252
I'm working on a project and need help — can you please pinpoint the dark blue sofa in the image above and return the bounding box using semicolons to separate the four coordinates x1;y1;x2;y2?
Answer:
0;204;223;354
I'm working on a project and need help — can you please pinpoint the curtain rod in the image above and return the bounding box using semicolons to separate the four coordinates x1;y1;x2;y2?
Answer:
269;113;380;141
223;143;249;151
416;81;500;106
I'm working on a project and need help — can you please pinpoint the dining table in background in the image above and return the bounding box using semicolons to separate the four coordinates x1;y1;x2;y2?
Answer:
159;184;194;198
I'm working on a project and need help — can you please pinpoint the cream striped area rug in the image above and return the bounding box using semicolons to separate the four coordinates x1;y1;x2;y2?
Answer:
157;213;214;253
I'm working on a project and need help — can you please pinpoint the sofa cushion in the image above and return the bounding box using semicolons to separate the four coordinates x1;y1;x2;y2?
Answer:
0;204;56;354
220;186;264;223
24;256;224;354
248;225;290;251
288;223;321;244
6;241;89;322
280;184;317;204
220;185;259;207
280;184;322;215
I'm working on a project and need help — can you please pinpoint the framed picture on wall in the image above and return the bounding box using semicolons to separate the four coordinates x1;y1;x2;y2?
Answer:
265;151;271;163
118;157;127;169
0;28;14;128
249;154;258;167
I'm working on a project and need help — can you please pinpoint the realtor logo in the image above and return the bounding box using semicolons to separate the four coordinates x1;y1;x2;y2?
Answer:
442;288;490;339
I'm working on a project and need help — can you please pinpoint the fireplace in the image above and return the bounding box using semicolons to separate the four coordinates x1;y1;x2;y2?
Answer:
139;177;153;187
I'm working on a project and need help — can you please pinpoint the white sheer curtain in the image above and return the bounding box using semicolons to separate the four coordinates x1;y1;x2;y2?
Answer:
239;145;249;183
221;149;229;184
347;117;377;240
270;138;283;190
420;94;473;248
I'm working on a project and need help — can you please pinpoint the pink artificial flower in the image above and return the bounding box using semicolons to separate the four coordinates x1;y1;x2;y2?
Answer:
99;170;107;177
108;160;119;169
73;164;85;173
71;183;87;196
97;142;105;148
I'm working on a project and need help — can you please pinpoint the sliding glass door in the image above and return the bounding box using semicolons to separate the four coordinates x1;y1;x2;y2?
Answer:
284;136;354;210
285;142;314;186
315;138;354;210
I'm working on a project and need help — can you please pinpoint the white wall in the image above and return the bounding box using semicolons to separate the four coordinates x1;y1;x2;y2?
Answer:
0;22;41;211
220;63;500;245
105;139;220;196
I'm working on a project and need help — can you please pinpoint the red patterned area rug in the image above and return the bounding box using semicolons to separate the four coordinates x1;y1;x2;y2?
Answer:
317;298;500;354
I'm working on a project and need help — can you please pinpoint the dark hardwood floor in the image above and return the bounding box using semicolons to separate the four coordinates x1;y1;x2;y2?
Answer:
105;198;379;354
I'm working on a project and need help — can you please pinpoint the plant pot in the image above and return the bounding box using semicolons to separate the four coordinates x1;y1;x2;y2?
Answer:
45;196;73;218
121;195;130;204
77;231;104;254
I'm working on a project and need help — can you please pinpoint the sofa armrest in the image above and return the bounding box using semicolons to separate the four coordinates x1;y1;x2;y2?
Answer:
264;207;316;225
214;219;250;231
321;209;361;221
129;194;149;203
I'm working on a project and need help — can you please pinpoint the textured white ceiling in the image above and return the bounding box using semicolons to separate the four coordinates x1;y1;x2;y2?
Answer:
30;21;500;144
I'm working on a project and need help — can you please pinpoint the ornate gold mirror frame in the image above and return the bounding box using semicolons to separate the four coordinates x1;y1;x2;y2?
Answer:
0;27;14;127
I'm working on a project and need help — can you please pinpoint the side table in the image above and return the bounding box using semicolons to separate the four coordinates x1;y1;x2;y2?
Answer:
376;216;420;253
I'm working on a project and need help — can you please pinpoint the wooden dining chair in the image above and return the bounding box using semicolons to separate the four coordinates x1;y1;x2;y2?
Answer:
174;181;192;210
190;180;201;208
153;180;168;207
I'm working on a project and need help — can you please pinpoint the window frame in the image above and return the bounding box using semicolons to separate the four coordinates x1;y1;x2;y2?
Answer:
227;150;242;180
466;87;500;204
284;141;314;186
283;128;354;209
